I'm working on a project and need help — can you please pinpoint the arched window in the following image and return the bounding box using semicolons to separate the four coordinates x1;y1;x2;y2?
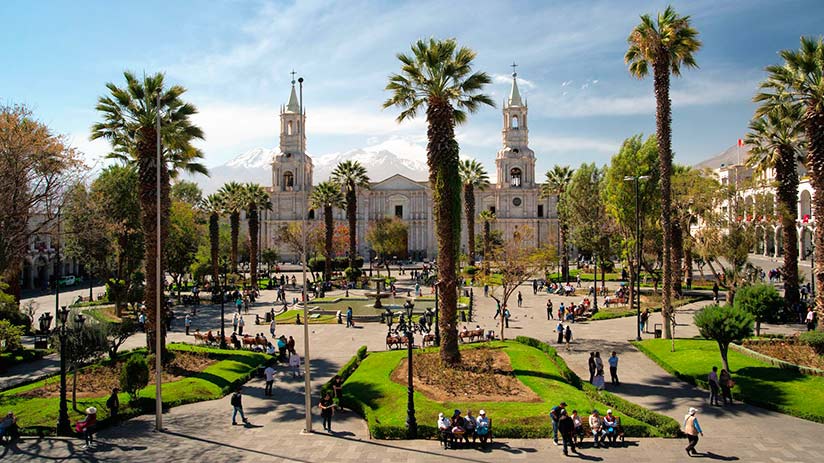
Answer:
283;171;294;191
287;121;293;135
510;167;522;187
511;115;519;129
308;209;315;220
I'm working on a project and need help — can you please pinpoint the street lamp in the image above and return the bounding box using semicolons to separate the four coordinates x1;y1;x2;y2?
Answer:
403;299;417;438
56;305;71;435
219;262;227;349
624;175;650;341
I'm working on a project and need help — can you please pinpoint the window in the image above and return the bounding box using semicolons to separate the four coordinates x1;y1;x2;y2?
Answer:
510;167;522;187
287;121;293;135
511;115;519;129
283;171;294;191
489;206;496;214
538;205;544;217
395;205;403;218
308;209;315;220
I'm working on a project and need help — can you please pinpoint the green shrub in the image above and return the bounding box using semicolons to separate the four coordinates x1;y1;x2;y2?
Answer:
800;331;824;355
120;354;150;402
734;284;783;334
344;266;363;281
0;319;24;352
321;345;368;399
464;265;478;276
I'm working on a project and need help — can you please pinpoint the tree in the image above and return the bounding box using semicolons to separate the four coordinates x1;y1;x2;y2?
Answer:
277;222;323;266
626;6;702;338
0;104;82;300
754;37;824;328
366;217;409;277
243;183;272;289
331;160;370;277
218;182;245;275
384;38;493;365
540;166;574;282
56;315;108;410
482;227;553;340
602;135;659;316
120;354;149;403
309;181;344;282
479;210;496;273
671;166;718;296
170;180;202;206
459;159;490;265
566;163;612;287
734;283;783;336
746;103;805;308
103;318;136;360
200;193;224;287
64;165;143;316
260;248;279;281
694;304;754;373
166;200;203;301
0;320;24;352
91;71;206;353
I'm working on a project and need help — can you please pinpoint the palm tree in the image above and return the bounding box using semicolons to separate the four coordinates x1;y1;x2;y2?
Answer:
243;183;272;290
384;38;493;365
310;181;344;282
746;103;805;307
626;6;701;339
459;159;489;266
754;36;824;320
479;209;496;274
541;166;574;282
331;160;370;276
91;71;205;353
200;193;225;289
218;181;245;275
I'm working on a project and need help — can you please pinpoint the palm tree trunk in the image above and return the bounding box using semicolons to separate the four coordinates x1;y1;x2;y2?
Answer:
427;100;461;365
347;187;358;276
229;212;240;275
249;208;259;289
209;213;219;287
653;58;674;339
672;220;684;297
483;221;491;273
324;205;333;282
464;184;476;266
805;109;824;330
776;146;800;307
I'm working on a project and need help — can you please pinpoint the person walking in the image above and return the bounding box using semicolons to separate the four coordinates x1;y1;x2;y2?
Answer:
346;306;353;328
546;299;553;320
708;366;721;406
683;407;704;456
556;322;564;344
184;314;192;336
806;307;816;331
238;316;245;335
588;352;596;384
269;317;276;339
264;365;276;397
558;408;576;455
640;308;650;334
549;401;567;445
504;307;511;328
517;291;523;307
608;351;619;385
564;325;573;351
230;387;250;425
232;312;239;334
319;392;335;432
719;369;734;405
712;282;719;303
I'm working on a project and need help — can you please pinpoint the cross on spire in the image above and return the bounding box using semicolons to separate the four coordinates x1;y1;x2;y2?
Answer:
290;69;296;85
511;61;518;77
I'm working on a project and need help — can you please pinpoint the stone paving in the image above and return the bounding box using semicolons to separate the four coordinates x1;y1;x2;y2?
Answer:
3;274;824;462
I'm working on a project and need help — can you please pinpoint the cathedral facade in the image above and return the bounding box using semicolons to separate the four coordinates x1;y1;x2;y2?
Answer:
263;72;559;262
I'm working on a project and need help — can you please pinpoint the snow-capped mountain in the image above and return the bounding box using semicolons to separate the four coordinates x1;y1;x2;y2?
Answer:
187;139;429;193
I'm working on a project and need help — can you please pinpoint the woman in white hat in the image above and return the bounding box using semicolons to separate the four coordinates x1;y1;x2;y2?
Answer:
476;410;491;447
437;412;452;448
75;406;98;448
683;407;704;456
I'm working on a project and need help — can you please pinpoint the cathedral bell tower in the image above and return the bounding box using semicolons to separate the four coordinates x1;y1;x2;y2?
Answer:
273;74;313;193
495;65;536;189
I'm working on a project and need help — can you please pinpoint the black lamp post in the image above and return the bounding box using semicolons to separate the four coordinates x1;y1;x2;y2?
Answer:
624;175;650;341
219;259;227;349
404;299;417;438
56;305;71;435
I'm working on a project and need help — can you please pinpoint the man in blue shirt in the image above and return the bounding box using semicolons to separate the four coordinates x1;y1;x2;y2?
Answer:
683;407;704;455
608;351;620;385
549;401;567;445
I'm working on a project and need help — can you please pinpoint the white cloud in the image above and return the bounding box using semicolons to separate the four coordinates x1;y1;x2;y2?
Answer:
561;80;573;87
67;133;112;172
493;73;536;89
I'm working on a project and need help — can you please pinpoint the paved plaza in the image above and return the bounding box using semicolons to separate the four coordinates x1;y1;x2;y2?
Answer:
3;273;824;462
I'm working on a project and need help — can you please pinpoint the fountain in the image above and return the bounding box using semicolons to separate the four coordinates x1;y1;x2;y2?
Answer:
364;277;392;308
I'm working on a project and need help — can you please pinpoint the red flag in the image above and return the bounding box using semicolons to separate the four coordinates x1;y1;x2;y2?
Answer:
737;138;744;147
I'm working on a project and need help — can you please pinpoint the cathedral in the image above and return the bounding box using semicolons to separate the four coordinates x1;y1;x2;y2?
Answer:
263;71;560;262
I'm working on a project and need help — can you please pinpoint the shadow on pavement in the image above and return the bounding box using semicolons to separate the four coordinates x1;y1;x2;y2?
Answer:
693;451;739;460
162;429;314;463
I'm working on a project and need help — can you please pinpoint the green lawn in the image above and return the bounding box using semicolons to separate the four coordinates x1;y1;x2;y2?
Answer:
343;340;674;439
634;339;824;423
591;295;703;321
0;343;269;434
275;309;337;324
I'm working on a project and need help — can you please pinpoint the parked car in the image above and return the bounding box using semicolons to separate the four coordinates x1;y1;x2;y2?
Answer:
58;275;76;287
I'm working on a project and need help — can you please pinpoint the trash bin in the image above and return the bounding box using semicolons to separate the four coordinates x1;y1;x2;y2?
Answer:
654;323;663;339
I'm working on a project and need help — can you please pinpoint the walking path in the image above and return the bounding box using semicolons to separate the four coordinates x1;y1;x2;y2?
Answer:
3;277;823;462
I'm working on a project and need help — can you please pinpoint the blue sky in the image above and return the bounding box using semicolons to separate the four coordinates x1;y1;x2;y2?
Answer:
2;0;822;176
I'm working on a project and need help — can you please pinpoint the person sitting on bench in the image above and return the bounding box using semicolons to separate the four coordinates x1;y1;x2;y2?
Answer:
476;409;491;447
437;412;452;448
0;412;19;443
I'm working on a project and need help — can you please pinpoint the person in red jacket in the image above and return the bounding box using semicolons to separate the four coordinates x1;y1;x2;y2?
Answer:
75;406;97;448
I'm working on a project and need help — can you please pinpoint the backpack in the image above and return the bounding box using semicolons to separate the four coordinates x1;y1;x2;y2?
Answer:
230;393;241;407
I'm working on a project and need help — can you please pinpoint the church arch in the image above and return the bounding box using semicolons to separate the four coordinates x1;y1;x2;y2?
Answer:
283;171;294;191
510;167;522;187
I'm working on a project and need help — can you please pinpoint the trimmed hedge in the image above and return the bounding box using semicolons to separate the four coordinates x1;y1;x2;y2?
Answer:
800;331;824;355
321;345;368;399
516;336;680;438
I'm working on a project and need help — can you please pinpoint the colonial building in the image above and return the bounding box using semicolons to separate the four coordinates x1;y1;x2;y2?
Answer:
263;71;559;262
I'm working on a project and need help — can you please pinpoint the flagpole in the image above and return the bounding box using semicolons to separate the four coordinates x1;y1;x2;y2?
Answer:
155;91;163;432
299;75;313;434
